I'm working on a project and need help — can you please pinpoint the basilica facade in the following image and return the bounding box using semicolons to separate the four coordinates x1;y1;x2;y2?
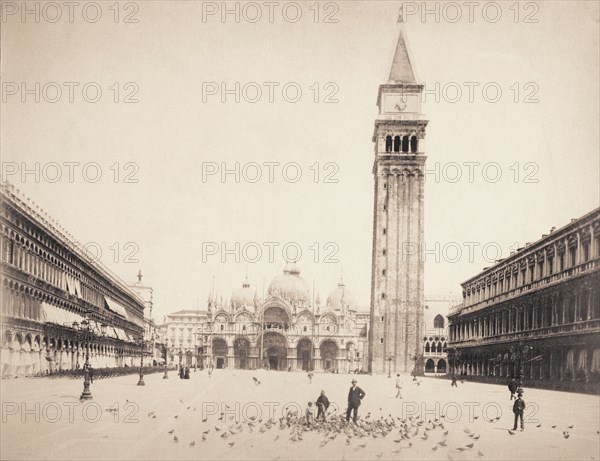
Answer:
160;265;369;372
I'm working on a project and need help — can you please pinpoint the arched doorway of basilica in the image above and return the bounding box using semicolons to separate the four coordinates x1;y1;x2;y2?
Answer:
320;340;338;372
234;337;251;369
297;338;313;371
213;338;228;369
260;332;287;371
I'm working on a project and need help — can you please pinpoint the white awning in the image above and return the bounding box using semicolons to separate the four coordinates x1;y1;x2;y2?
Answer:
41;303;84;327
105;296;128;318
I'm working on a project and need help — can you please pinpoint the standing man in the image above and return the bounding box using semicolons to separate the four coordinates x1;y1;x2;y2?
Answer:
316;390;330;421
346;379;366;423
512;391;526;431
450;373;458;387
508;378;518;400
395;374;403;398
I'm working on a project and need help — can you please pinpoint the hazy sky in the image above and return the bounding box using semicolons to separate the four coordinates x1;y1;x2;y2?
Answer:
2;1;599;322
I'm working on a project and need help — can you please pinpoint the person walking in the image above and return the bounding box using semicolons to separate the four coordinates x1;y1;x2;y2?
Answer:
512;391;526;431
508;378;518;400
316;390;330;421
307;370;313;384
395;374;403;398
346;379;365;423
450;373;458;387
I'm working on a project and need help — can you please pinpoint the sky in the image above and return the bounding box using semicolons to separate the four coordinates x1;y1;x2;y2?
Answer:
2;1;599;322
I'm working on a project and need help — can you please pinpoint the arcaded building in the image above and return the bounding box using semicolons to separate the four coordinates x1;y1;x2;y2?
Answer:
447;208;600;389
161;266;369;372
1;183;147;377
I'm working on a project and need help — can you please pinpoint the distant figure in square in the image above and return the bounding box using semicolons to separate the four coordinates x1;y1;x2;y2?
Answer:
346;379;365;423
508;378;518;400
184;367;190;379
450;373;458;387
316;390;330;421
305;401;315;426
513;391;526;431
395;374;403;398
307;371;313;384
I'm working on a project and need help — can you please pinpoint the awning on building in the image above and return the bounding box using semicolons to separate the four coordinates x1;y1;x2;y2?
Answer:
41;302;85;327
105;296;128;318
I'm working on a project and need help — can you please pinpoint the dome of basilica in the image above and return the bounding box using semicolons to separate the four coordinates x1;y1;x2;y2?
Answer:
232;279;255;309
326;278;357;311
267;265;311;303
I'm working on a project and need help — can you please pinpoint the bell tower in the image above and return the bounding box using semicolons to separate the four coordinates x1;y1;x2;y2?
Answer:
368;27;427;375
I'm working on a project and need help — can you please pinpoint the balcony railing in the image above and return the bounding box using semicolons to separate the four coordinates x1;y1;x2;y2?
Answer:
461;259;599;313
450;318;600;346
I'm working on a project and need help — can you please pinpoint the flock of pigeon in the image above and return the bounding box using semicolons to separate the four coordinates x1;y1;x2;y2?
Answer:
143;376;594;460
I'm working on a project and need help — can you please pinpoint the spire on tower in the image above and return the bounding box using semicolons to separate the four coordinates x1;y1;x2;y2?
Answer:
388;27;416;84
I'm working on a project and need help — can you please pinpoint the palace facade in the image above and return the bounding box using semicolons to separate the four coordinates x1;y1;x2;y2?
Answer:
422;298;451;375
447;208;600;389
1;183;147;378
160;267;370;372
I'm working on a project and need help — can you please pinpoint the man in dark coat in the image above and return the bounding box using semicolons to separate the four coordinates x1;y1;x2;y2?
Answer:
513;391;526;430
316;390;330;421
346;379;366;423
508;378;518;400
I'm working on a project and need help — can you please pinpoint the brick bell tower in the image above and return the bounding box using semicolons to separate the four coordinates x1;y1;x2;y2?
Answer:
368;26;427;375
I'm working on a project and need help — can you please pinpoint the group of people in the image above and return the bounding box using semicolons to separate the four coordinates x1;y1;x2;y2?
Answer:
304;379;366;425
178;366;190;379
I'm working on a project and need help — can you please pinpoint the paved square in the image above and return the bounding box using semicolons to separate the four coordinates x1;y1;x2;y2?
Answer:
1;370;599;460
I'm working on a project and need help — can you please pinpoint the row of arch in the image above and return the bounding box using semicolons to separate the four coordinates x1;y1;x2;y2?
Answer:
451;345;600;382
168;333;361;373
424;358;447;374
450;285;599;342
424;340;447;354
2;329;142;378
384;135;419;153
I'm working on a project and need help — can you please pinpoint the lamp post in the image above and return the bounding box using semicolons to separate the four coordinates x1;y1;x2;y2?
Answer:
73;315;107;400
163;344;169;379
387;355;393;378
137;336;148;386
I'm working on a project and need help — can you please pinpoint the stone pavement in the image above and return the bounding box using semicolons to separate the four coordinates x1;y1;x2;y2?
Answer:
1;369;598;460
